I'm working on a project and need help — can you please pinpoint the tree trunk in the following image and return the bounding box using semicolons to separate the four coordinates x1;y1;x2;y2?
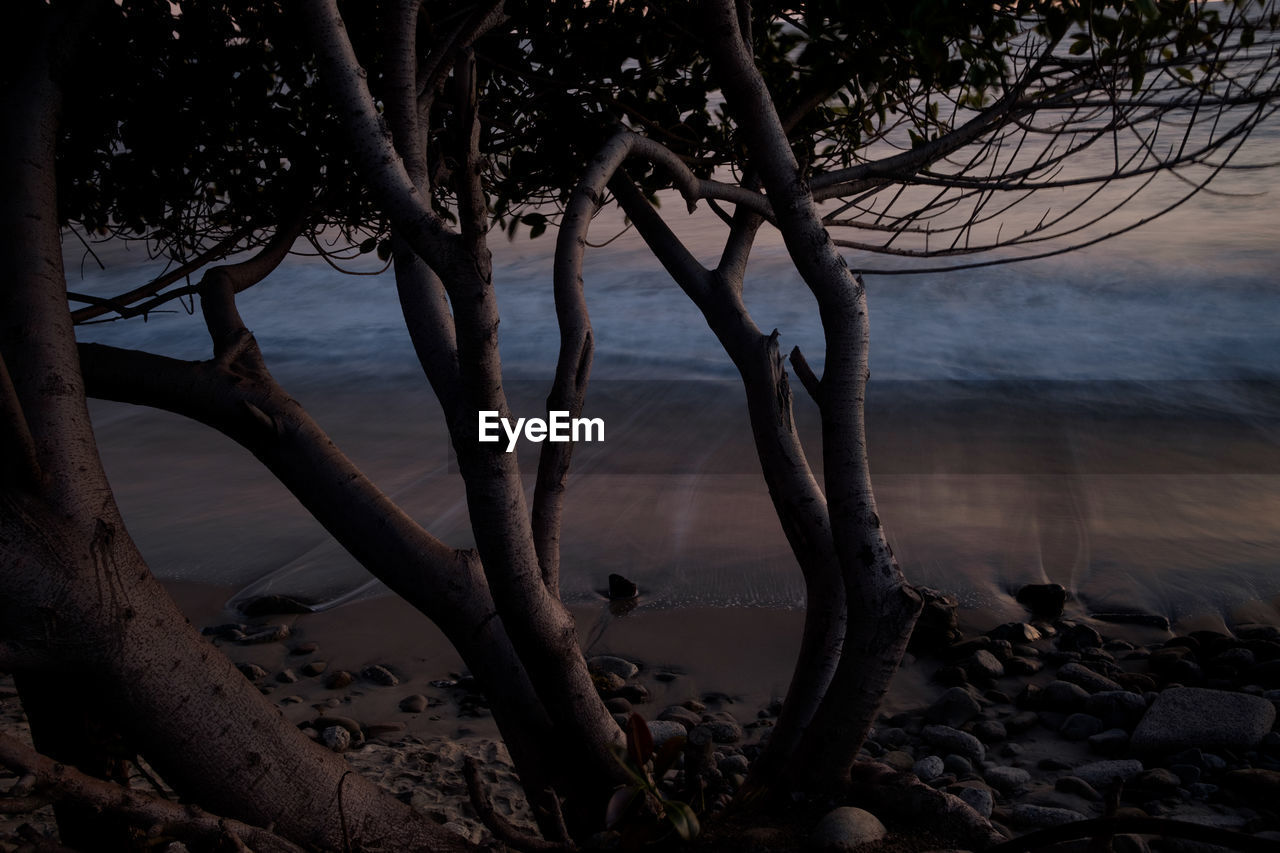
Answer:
701;0;922;791
0;13;474;851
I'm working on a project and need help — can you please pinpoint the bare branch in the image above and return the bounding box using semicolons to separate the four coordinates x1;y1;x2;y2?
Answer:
788;346;821;406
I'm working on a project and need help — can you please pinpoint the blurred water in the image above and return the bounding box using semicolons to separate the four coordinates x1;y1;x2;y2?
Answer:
73;121;1280;627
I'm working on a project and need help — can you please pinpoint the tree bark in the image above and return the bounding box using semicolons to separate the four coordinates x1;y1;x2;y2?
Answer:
1;11;474;851
700;0;922;790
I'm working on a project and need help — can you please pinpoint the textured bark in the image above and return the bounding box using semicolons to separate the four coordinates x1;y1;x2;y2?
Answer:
304;0;627;825
700;0;922;790
1;12;474;851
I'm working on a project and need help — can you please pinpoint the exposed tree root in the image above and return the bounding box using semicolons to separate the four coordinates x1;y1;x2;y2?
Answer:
0;732;304;853
462;755;575;853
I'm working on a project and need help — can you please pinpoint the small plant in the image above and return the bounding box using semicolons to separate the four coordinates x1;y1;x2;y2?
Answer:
606;714;700;843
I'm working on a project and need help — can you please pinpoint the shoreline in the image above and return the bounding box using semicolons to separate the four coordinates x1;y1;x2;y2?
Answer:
4;582;1280;850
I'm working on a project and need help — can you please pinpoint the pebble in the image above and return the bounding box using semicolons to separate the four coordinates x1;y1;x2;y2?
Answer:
1059;713;1104;741
360;665;400;687
658;706;702;730
325;670;354;689
290;641;319;656
810;807;887;851
1010;803;1088;828
1087;728;1130;756
275;669;299;684
301;661;327;677
647;720;687;748
1057;662;1123;694
984;765;1031;793
236;663;267;681
1131;687;1276;753
320;725;351;753
921;725;985;763
588;655;639;680
1041;680;1091;711
972;720;1007;743
1016;583;1067;619
913;755;945;782
944;754;974;777
965;651;1005;682
701;712;743;744
399;694;430;713
925;687;983;727
1085;690;1148;730
1072;759;1144;787
957;786;995;818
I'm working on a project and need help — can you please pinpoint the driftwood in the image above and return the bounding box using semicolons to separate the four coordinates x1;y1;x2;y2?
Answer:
0;732;303;853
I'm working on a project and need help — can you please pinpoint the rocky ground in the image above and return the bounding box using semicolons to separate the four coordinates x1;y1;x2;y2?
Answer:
3;583;1280;851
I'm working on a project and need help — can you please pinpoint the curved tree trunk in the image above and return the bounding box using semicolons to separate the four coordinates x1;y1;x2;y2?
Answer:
0;12;473;850
700;0;923;792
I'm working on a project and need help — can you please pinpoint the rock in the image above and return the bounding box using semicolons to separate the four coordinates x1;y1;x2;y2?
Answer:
701;712;743;744
1132;768;1182;794
301;660;327;677
612;684;650;705
990;622;1043;644
290;641;319;656
1085;691;1148;730
588;655;639;680
882;750;916;773
236;663;267;681
1004;657;1044;676
399;694;430;713
972;720;1007;744
360;665;399;687
957;785;994;818
275;669;299;684
904;591;960;655
1042;680;1091;711
1059;713;1104;741
607;573;638;600
1057;662;1123;694
1087;728;1130;756
925;687;983;727
201;623;246;641
239;594;314;617
1010;804;1088;828
1016;584;1068;619
325;670;354;689
965;651;1005;682
922;725;985;763
320;725;350;753
984;765;1031;793
1005;711;1040;734
1130;687;1276;753
658;706;702;730
605;697;633;714
944;754;974;777
1058;624;1104;651
238;624;291;645
646;720;688;748
593;672;625;693
932;666;968;688
810;807;887;851
1220;768;1280;807
913;755;945;782
1072;759;1144;787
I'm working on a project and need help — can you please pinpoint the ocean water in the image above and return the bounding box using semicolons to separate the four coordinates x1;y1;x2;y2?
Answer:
73;121;1280;627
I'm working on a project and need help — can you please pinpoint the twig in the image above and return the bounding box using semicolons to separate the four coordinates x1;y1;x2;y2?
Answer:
462;756;575;853
788;346;822;406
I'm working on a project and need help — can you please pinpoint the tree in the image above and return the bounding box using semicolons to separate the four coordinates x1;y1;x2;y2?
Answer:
2;0;1277;850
